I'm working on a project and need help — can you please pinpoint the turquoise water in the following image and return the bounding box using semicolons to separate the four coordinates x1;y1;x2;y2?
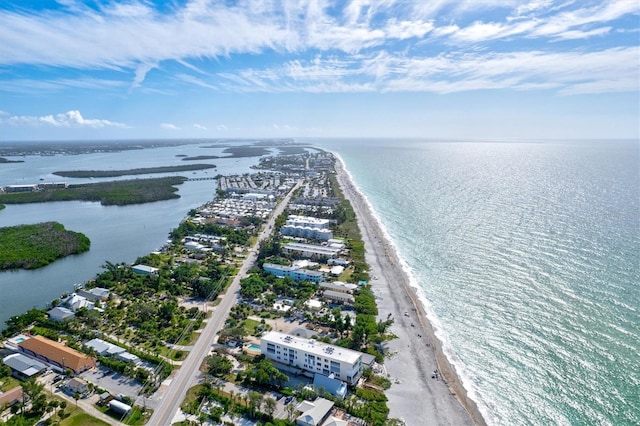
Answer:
248;343;261;351
317;139;639;426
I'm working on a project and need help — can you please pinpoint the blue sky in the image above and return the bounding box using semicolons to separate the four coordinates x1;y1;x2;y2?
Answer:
0;0;638;141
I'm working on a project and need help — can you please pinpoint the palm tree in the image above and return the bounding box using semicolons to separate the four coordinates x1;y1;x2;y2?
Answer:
286;403;297;422
248;391;263;418
263;396;277;418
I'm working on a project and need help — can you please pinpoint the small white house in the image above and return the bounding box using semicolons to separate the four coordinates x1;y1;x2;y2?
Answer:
47;307;75;322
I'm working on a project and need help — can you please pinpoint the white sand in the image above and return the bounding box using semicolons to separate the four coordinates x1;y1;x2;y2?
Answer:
335;159;486;426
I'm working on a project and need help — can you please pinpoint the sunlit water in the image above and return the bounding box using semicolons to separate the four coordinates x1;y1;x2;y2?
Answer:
2;139;638;425
316;139;639;426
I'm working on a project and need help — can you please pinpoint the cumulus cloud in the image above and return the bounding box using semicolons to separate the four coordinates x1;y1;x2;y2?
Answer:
160;123;180;130
1;110;127;128
193;123;207;130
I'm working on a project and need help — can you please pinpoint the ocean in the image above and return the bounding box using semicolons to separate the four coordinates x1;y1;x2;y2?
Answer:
1;138;638;425
316;138;639;426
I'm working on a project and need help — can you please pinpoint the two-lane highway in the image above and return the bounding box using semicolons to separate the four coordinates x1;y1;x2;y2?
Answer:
148;179;301;425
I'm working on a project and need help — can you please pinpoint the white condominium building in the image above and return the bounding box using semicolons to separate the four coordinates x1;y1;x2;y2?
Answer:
285;215;330;229
260;331;363;385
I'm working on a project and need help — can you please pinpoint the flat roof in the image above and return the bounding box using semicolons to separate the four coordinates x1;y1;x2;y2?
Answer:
284;242;340;254
261;331;362;364
3;353;47;376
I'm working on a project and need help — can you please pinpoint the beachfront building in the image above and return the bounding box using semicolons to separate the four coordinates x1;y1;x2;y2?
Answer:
280;215;333;241
285;215;330;229
260;331;364;385
263;263;323;283
283;242;341;260
295;398;335;426
319;282;358;293
322;290;355;304
17;335;96;374
313;373;347;399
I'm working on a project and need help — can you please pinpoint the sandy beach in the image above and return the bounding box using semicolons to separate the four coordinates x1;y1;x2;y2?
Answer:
335;158;487;426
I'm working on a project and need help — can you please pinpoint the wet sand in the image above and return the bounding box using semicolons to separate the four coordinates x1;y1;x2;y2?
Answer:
334;158;486;426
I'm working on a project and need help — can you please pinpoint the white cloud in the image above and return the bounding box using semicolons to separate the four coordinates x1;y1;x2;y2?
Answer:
206;46;639;95
552;26;611;40
193;124;207;130
160;123;180;130
1;110;127;128
0;0;637;96
216;124;227;131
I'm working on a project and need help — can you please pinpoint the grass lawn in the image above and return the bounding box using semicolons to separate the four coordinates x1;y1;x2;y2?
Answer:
60;412;110;426
242;318;262;335
96;405;152;426
0;376;20;392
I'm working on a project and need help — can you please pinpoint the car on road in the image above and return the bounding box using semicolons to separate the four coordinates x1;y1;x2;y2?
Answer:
284;396;294;405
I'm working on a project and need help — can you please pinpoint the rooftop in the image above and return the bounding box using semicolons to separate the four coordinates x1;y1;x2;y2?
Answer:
262;331;362;364
18;335;95;372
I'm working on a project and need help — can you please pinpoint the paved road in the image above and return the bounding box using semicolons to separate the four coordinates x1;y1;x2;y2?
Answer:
148;180;301;426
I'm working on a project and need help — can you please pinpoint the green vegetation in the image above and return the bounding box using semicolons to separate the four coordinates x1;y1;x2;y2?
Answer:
53;164;215;178
181;155;220;161
0;222;90;270
0;204;5;210
0;176;187;206
220;146;271;157
0;157;24;163
60;412;110;426
170;220;251;246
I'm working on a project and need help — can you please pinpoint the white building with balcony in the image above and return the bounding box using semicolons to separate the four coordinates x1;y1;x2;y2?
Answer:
260;331;363;385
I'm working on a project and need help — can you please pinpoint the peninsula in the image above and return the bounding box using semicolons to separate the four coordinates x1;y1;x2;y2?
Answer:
0;176;186;206
53;164;215;178
0;222;90;270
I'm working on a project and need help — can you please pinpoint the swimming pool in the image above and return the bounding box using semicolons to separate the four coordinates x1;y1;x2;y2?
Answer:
248;343;261;351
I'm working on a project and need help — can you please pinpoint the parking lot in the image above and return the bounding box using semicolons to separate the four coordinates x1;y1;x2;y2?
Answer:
80;366;144;400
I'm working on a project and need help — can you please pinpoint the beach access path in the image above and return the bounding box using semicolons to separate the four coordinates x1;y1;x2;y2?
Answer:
335;159;486;426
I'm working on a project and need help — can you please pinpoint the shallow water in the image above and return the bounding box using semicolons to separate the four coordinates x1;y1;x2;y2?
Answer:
317;139;639;425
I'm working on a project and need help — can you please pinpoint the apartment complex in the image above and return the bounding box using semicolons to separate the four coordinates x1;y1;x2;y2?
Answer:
260;331;363;385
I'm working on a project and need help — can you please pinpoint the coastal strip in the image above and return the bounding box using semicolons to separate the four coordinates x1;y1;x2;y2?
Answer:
334;156;487;426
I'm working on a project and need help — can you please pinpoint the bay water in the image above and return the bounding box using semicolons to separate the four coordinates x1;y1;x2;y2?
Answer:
0;142;261;326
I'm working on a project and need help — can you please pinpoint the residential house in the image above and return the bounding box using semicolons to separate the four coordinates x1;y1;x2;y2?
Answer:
47;306;75;322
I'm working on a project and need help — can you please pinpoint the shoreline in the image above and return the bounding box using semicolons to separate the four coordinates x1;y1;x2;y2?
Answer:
334;156;487;426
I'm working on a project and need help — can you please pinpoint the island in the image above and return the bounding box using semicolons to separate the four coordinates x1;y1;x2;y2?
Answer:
0;157;25;163
53;164;215;178
0;222;90;270
180;155;220;161
0;176;186;206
